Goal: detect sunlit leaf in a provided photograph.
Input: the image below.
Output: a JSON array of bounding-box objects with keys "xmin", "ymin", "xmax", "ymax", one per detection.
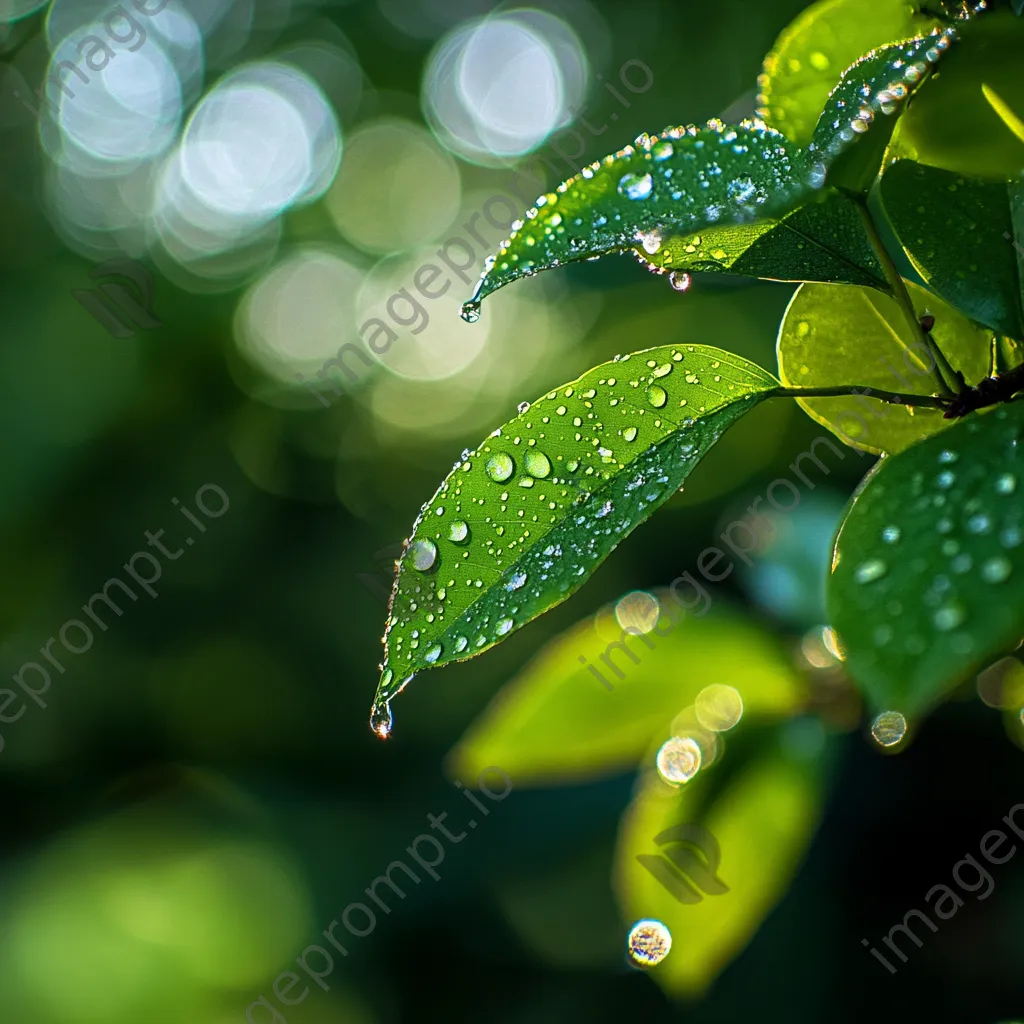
[
  {"xmin": 613, "ymin": 726, "xmax": 827, "ymax": 995},
  {"xmin": 371, "ymin": 347, "xmax": 780, "ymax": 735},
  {"xmin": 757, "ymin": 0, "xmax": 936, "ymax": 146},
  {"xmin": 829, "ymin": 402, "xmax": 1024, "ymax": 721},
  {"xmin": 878, "ymin": 160, "xmax": 1024, "ymax": 338},
  {"xmin": 447, "ymin": 601, "xmax": 805, "ymax": 785},
  {"xmin": 461, "ymin": 122, "xmax": 825, "ymax": 315},
  {"xmin": 776, "ymin": 280, "xmax": 992, "ymax": 454},
  {"xmin": 632, "ymin": 187, "xmax": 886, "ymax": 289}
]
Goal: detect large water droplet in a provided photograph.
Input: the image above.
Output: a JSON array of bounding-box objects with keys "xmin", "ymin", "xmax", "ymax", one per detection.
[
  {"xmin": 627, "ymin": 919, "xmax": 672, "ymax": 967},
  {"xmin": 496, "ymin": 617, "xmax": 514, "ymax": 636},
  {"xmin": 449, "ymin": 520, "xmax": 470, "ymax": 544},
  {"xmin": 486, "ymin": 453, "xmax": 515, "ymax": 482},
  {"xmin": 424, "ymin": 642, "xmax": 443, "ymax": 664},
  {"xmin": 524, "ymin": 449, "xmax": 552, "ymax": 479},
  {"xmin": 871, "ymin": 710, "xmax": 907, "ymax": 748},
  {"xmin": 656, "ymin": 736, "xmax": 701, "ymax": 784},
  {"xmin": 460, "ymin": 300, "xmax": 481, "ymax": 324},
  {"xmin": 669, "ymin": 271, "xmax": 692, "ymax": 292},
  {"xmin": 646, "ymin": 385, "xmax": 668, "ymax": 408},
  {"xmin": 410, "ymin": 538, "xmax": 438, "ymax": 572},
  {"xmin": 618, "ymin": 171, "xmax": 654, "ymax": 200},
  {"xmin": 370, "ymin": 699, "xmax": 393, "ymax": 740},
  {"xmin": 854, "ymin": 559, "xmax": 887, "ymax": 583}
]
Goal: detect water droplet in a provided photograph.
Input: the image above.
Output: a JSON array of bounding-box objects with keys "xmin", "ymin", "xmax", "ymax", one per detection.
[
  {"xmin": 996, "ymin": 473, "xmax": 1017, "ymax": 495},
  {"xmin": 936, "ymin": 470, "xmax": 956, "ymax": 490},
  {"xmin": 938, "ymin": 449, "xmax": 959, "ymax": 464},
  {"xmin": 496, "ymin": 617, "xmax": 514, "ymax": 636},
  {"xmin": 647, "ymin": 385, "xmax": 668, "ymax": 408},
  {"xmin": 668, "ymin": 271, "xmax": 692, "ymax": 292},
  {"xmin": 460, "ymin": 300, "xmax": 481, "ymax": 324},
  {"xmin": 967, "ymin": 513, "xmax": 991, "ymax": 534},
  {"xmin": 455, "ymin": 636, "xmax": 469, "ymax": 653},
  {"xmin": 933, "ymin": 603, "xmax": 966, "ymax": 631},
  {"xmin": 623, "ymin": 426, "xmax": 639, "ymax": 442},
  {"xmin": 854, "ymin": 559, "xmax": 887, "ymax": 583},
  {"xmin": 517, "ymin": 401, "xmax": 529, "ymax": 414},
  {"xmin": 871, "ymin": 710, "xmax": 907, "ymax": 748},
  {"xmin": 694, "ymin": 684, "xmax": 743, "ymax": 732},
  {"xmin": 651, "ymin": 139, "xmax": 674, "ymax": 161},
  {"xmin": 505, "ymin": 570, "xmax": 527, "ymax": 592},
  {"xmin": 882, "ymin": 526, "xmax": 901, "ymax": 544},
  {"xmin": 486, "ymin": 453, "xmax": 514, "ymax": 482},
  {"xmin": 410, "ymin": 538, "xmax": 438, "ymax": 572},
  {"xmin": 982, "ymin": 556, "xmax": 1012, "ymax": 583},
  {"xmin": 449, "ymin": 520, "xmax": 470, "ymax": 544},
  {"xmin": 424, "ymin": 642, "xmax": 443, "ymax": 664},
  {"xmin": 370, "ymin": 698, "xmax": 393, "ymax": 740},
  {"xmin": 524, "ymin": 449, "xmax": 552, "ymax": 479},
  {"xmin": 627, "ymin": 919, "xmax": 672, "ymax": 967},
  {"xmin": 656, "ymin": 736, "xmax": 701, "ymax": 784},
  {"xmin": 618, "ymin": 171, "xmax": 654, "ymax": 200}
]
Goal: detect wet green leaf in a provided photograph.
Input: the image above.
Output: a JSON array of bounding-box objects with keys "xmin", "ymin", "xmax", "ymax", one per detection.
[
  {"xmin": 632, "ymin": 187, "xmax": 886, "ymax": 289},
  {"xmin": 614, "ymin": 726, "xmax": 826, "ymax": 995},
  {"xmin": 878, "ymin": 160, "xmax": 1024, "ymax": 338},
  {"xmin": 447, "ymin": 601, "xmax": 805, "ymax": 786},
  {"xmin": 776, "ymin": 280, "xmax": 992, "ymax": 454},
  {"xmin": 461, "ymin": 121, "xmax": 824, "ymax": 315},
  {"xmin": 829, "ymin": 402, "xmax": 1024, "ymax": 720},
  {"xmin": 371, "ymin": 346, "xmax": 780, "ymax": 735}
]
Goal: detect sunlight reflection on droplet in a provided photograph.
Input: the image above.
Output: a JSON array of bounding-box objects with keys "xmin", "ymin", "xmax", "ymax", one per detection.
[
  {"xmin": 614, "ymin": 590, "xmax": 661, "ymax": 634},
  {"xmin": 627, "ymin": 919, "xmax": 672, "ymax": 967},
  {"xmin": 656, "ymin": 736, "xmax": 701, "ymax": 784},
  {"xmin": 694, "ymin": 684, "xmax": 743, "ymax": 732},
  {"xmin": 870, "ymin": 710, "xmax": 907, "ymax": 748},
  {"xmin": 822, "ymin": 626, "xmax": 845, "ymax": 662}
]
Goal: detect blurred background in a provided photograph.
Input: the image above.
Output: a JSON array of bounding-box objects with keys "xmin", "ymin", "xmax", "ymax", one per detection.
[{"xmin": 0, "ymin": 0, "xmax": 1022, "ymax": 1021}]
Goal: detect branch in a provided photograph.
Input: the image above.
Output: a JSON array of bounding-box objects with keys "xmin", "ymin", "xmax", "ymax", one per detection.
[{"xmin": 768, "ymin": 385, "xmax": 951, "ymax": 409}]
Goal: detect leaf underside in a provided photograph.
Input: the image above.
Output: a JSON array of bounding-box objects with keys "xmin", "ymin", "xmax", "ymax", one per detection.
[
  {"xmin": 829, "ymin": 402, "xmax": 1024, "ymax": 719},
  {"xmin": 372, "ymin": 346, "xmax": 779, "ymax": 732}
]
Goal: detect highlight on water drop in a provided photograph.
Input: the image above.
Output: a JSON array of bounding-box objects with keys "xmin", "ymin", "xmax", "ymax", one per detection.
[
  {"xmin": 870, "ymin": 709, "xmax": 907, "ymax": 749},
  {"xmin": 627, "ymin": 918, "xmax": 672, "ymax": 967},
  {"xmin": 656, "ymin": 735, "xmax": 701, "ymax": 784}
]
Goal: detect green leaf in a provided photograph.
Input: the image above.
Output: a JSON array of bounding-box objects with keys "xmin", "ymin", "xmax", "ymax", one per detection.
[
  {"xmin": 632, "ymin": 187, "xmax": 887, "ymax": 289},
  {"xmin": 777, "ymin": 280, "xmax": 992, "ymax": 454},
  {"xmin": 878, "ymin": 160, "xmax": 1024, "ymax": 338},
  {"xmin": 371, "ymin": 346, "xmax": 780, "ymax": 735},
  {"xmin": 613, "ymin": 727, "xmax": 826, "ymax": 995},
  {"xmin": 460, "ymin": 122, "xmax": 825, "ymax": 316},
  {"xmin": 828, "ymin": 402, "xmax": 1024, "ymax": 722},
  {"xmin": 757, "ymin": 0, "xmax": 937, "ymax": 146},
  {"xmin": 447, "ymin": 601, "xmax": 806, "ymax": 786}
]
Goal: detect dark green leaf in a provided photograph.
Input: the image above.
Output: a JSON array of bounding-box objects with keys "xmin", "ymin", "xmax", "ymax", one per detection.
[
  {"xmin": 878, "ymin": 160, "xmax": 1024, "ymax": 338},
  {"xmin": 757, "ymin": 0, "xmax": 936, "ymax": 146},
  {"xmin": 447, "ymin": 600, "xmax": 805, "ymax": 785},
  {"xmin": 461, "ymin": 121, "xmax": 824, "ymax": 317},
  {"xmin": 829, "ymin": 402, "xmax": 1024, "ymax": 721},
  {"xmin": 632, "ymin": 187, "xmax": 886, "ymax": 289},
  {"xmin": 777, "ymin": 280, "xmax": 992, "ymax": 453},
  {"xmin": 371, "ymin": 346, "xmax": 779, "ymax": 735},
  {"xmin": 614, "ymin": 725, "xmax": 826, "ymax": 994}
]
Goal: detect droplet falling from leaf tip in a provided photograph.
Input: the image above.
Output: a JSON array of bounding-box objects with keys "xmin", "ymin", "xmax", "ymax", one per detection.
[
  {"xmin": 627, "ymin": 919, "xmax": 672, "ymax": 967},
  {"xmin": 370, "ymin": 698, "xmax": 393, "ymax": 740},
  {"xmin": 870, "ymin": 710, "xmax": 907, "ymax": 749},
  {"xmin": 459, "ymin": 300, "xmax": 482, "ymax": 324}
]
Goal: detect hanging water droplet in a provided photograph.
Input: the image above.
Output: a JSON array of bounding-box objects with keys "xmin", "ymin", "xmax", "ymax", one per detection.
[
  {"xmin": 460, "ymin": 300, "xmax": 481, "ymax": 324},
  {"xmin": 854, "ymin": 559, "xmax": 887, "ymax": 583},
  {"xmin": 627, "ymin": 919, "xmax": 672, "ymax": 967},
  {"xmin": 423, "ymin": 642, "xmax": 443, "ymax": 664},
  {"xmin": 618, "ymin": 171, "xmax": 654, "ymax": 200},
  {"xmin": 524, "ymin": 449, "xmax": 552, "ymax": 479},
  {"xmin": 486, "ymin": 453, "xmax": 515, "ymax": 482},
  {"xmin": 668, "ymin": 271, "xmax": 692, "ymax": 292},
  {"xmin": 370, "ymin": 698, "xmax": 393, "ymax": 740},
  {"xmin": 449, "ymin": 520, "xmax": 470, "ymax": 544},
  {"xmin": 646, "ymin": 385, "xmax": 668, "ymax": 408},
  {"xmin": 882, "ymin": 526, "xmax": 901, "ymax": 544},
  {"xmin": 870, "ymin": 710, "xmax": 907, "ymax": 748},
  {"xmin": 410, "ymin": 538, "xmax": 438, "ymax": 572},
  {"xmin": 982, "ymin": 556, "xmax": 1012, "ymax": 583}
]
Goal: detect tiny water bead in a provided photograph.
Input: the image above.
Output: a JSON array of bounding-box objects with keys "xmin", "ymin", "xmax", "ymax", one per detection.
[
  {"xmin": 854, "ymin": 559, "xmax": 887, "ymax": 584},
  {"xmin": 656, "ymin": 736, "xmax": 702, "ymax": 784},
  {"xmin": 882, "ymin": 526, "xmax": 901, "ymax": 544},
  {"xmin": 618, "ymin": 171, "xmax": 654, "ymax": 200},
  {"xmin": 486, "ymin": 453, "xmax": 514, "ymax": 482},
  {"xmin": 870, "ymin": 710, "xmax": 907, "ymax": 748},
  {"xmin": 627, "ymin": 919, "xmax": 672, "ymax": 967},
  {"xmin": 996, "ymin": 473, "xmax": 1017, "ymax": 495},
  {"xmin": 410, "ymin": 538, "xmax": 438, "ymax": 572}
]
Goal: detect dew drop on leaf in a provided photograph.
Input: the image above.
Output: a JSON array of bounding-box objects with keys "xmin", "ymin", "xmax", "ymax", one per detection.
[
  {"xmin": 486, "ymin": 453, "xmax": 515, "ymax": 482},
  {"xmin": 882, "ymin": 526, "xmax": 901, "ymax": 544},
  {"xmin": 524, "ymin": 449, "xmax": 552, "ymax": 479},
  {"xmin": 982, "ymin": 557, "xmax": 1012, "ymax": 584},
  {"xmin": 668, "ymin": 271, "xmax": 692, "ymax": 292},
  {"xmin": 996, "ymin": 473, "xmax": 1017, "ymax": 495},
  {"xmin": 449, "ymin": 520, "xmax": 470, "ymax": 544},
  {"xmin": 933, "ymin": 602, "xmax": 966, "ymax": 631},
  {"xmin": 410, "ymin": 539, "xmax": 438, "ymax": 572},
  {"xmin": 646, "ymin": 385, "xmax": 668, "ymax": 408},
  {"xmin": 854, "ymin": 559, "xmax": 887, "ymax": 583},
  {"xmin": 627, "ymin": 919, "xmax": 672, "ymax": 967},
  {"xmin": 424, "ymin": 642, "xmax": 443, "ymax": 664},
  {"xmin": 870, "ymin": 710, "xmax": 907, "ymax": 748},
  {"xmin": 618, "ymin": 171, "xmax": 654, "ymax": 200}
]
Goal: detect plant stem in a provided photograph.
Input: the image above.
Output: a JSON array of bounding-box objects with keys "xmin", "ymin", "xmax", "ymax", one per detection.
[
  {"xmin": 852, "ymin": 197, "xmax": 958, "ymax": 398},
  {"xmin": 768, "ymin": 385, "xmax": 951, "ymax": 409}
]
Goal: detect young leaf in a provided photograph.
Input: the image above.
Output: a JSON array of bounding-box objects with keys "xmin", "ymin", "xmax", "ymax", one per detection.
[
  {"xmin": 632, "ymin": 187, "xmax": 886, "ymax": 289},
  {"xmin": 879, "ymin": 160, "xmax": 1024, "ymax": 338},
  {"xmin": 447, "ymin": 601, "xmax": 805, "ymax": 786},
  {"xmin": 777, "ymin": 280, "xmax": 992, "ymax": 454},
  {"xmin": 614, "ymin": 729, "xmax": 826, "ymax": 995},
  {"xmin": 757, "ymin": 0, "xmax": 936, "ymax": 146},
  {"xmin": 829, "ymin": 403, "xmax": 1024, "ymax": 721},
  {"xmin": 371, "ymin": 346, "xmax": 780, "ymax": 736},
  {"xmin": 459, "ymin": 121, "xmax": 825, "ymax": 318}
]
